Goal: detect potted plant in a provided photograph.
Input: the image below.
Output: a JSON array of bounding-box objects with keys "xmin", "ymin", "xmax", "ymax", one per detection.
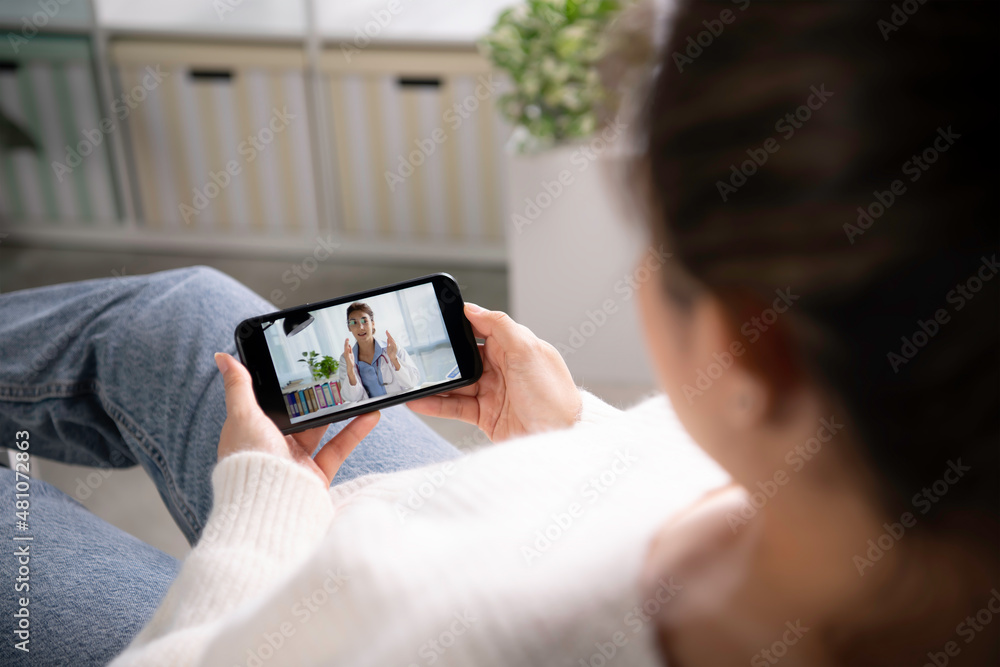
[
  {"xmin": 480, "ymin": 0, "xmax": 618, "ymax": 154},
  {"xmin": 299, "ymin": 351, "xmax": 339, "ymax": 381},
  {"xmin": 480, "ymin": 0, "xmax": 655, "ymax": 386}
]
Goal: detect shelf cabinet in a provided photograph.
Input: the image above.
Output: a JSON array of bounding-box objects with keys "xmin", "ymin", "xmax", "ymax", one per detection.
[
  {"xmin": 322, "ymin": 48, "xmax": 507, "ymax": 245},
  {"xmin": 0, "ymin": 36, "xmax": 120, "ymax": 226},
  {"xmin": 110, "ymin": 40, "xmax": 320, "ymax": 238}
]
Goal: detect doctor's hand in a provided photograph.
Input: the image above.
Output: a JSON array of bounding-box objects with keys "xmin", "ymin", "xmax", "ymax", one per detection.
[
  {"xmin": 214, "ymin": 352, "xmax": 379, "ymax": 486},
  {"xmin": 343, "ymin": 338, "xmax": 358, "ymax": 385},
  {"xmin": 385, "ymin": 331, "xmax": 401, "ymax": 370},
  {"xmin": 408, "ymin": 303, "xmax": 581, "ymax": 442}
]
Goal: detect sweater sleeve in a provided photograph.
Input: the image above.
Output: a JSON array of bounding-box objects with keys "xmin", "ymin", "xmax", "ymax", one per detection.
[
  {"xmin": 109, "ymin": 452, "xmax": 335, "ymax": 667},
  {"xmin": 393, "ymin": 346, "xmax": 421, "ymax": 390},
  {"xmin": 338, "ymin": 353, "xmax": 366, "ymax": 402},
  {"xmin": 574, "ymin": 387, "xmax": 625, "ymax": 426}
]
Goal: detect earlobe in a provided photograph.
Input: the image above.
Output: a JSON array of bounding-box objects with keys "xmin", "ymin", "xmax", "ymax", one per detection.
[{"xmin": 724, "ymin": 373, "xmax": 768, "ymax": 430}]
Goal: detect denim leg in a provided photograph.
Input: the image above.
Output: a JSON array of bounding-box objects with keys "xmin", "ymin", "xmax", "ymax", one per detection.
[
  {"xmin": 0, "ymin": 467, "xmax": 181, "ymax": 666},
  {"xmin": 0, "ymin": 266, "xmax": 462, "ymax": 545}
]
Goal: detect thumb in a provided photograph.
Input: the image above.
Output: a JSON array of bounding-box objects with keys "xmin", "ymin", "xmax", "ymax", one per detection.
[
  {"xmin": 313, "ymin": 411, "xmax": 380, "ymax": 483},
  {"xmin": 215, "ymin": 352, "xmax": 258, "ymax": 418},
  {"xmin": 463, "ymin": 302, "xmax": 520, "ymax": 348}
]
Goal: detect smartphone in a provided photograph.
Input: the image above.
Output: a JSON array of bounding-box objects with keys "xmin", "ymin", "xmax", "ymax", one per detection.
[{"xmin": 234, "ymin": 273, "xmax": 482, "ymax": 434}]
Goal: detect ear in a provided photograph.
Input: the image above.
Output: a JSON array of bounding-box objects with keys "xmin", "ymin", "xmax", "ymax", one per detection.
[
  {"xmin": 689, "ymin": 294, "xmax": 774, "ymax": 432},
  {"xmin": 714, "ymin": 288, "xmax": 804, "ymax": 411}
]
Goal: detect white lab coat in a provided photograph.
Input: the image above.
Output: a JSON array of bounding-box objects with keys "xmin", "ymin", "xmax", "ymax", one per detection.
[{"xmin": 337, "ymin": 339, "xmax": 420, "ymax": 402}]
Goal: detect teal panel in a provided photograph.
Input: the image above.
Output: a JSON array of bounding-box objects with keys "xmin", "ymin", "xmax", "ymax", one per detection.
[
  {"xmin": 0, "ymin": 0, "xmax": 92, "ymax": 29},
  {"xmin": 0, "ymin": 34, "xmax": 91, "ymax": 63}
]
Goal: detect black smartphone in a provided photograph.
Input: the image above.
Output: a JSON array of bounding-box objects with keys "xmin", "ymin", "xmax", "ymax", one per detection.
[{"xmin": 234, "ymin": 273, "xmax": 482, "ymax": 435}]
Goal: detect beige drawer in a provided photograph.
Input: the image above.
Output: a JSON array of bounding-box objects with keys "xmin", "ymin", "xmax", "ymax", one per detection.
[
  {"xmin": 322, "ymin": 48, "xmax": 507, "ymax": 244},
  {"xmin": 111, "ymin": 40, "xmax": 319, "ymax": 237}
]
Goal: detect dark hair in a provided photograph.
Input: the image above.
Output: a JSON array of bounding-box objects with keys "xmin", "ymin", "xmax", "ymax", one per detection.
[
  {"xmin": 619, "ymin": 2, "xmax": 998, "ymax": 530},
  {"xmin": 346, "ymin": 302, "xmax": 374, "ymax": 324}
]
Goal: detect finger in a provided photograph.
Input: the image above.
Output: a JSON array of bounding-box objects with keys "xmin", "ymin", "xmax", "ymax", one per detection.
[
  {"xmin": 463, "ymin": 303, "xmax": 527, "ymax": 350},
  {"xmin": 215, "ymin": 353, "xmax": 259, "ymax": 419},
  {"xmin": 291, "ymin": 422, "xmax": 330, "ymax": 453},
  {"xmin": 439, "ymin": 383, "xmax": 479, "ymax": 397},
  {"xmin": 407, "ymin": 394, "xmax": 480, "ymax": 425},
  {"xmin": 313, "ymin": 412, "xmax": 380, "ymax": 484}
]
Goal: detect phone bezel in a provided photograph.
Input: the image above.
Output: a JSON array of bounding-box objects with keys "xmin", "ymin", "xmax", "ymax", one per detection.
[{"xmin": 234, "ymin": 273, "xmax": 482, "ymax": 435}]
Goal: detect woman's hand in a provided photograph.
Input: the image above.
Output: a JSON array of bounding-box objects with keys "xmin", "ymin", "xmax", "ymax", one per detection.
[
  {"xmin": 214, "ymin": 353, "xmax": 378, "ymax": 486},
  {"xmin": 408, "ymin": 303, "xmax": 581, "ymax": 441}
]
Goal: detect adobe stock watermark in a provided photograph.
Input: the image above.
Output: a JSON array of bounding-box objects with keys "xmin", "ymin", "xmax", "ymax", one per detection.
[
  {"xmin": 384, "ymin": 74, "xmax": 501, "ymax": 192},
  {"xmin": 194, "ymin": 502, "xmax": 240, "ymax": 547},
  {"xmin": 394, "ymin": 425, "xmax": 492, "ymax": 524},
  {"xmin": 179, "ymin": 106, "xmax": 295, "ymax": 224},
  {"xmin": 404, "ymin": 610, "xmax": 477, "ymax": 667},
  {"xmin": 681, "ymin": 287, "xmax": 799, "ymax": 404},
  {"xmin": 921, "ymin": 588, "xmax": 1000, "ymax": 667},
  {"xmin": 726, "ymin": 416, "xmax": 844, "ymax": 533},
  {"xmin": 716, "ymin": 84, "xmax": 834, "ymax": 202},
  {"xmin": 73, "ymin": 448, "xmax": 132, "ymax": 501},
  {"xmin": 853, "ymin": 458, "xmax": 970, "ymax": 576},
  {"xmin": 887, "ymin": 254, "xmax": 997, "ymax": 374},
  {"xmin": 577, "ymin": 577, "xmax": 683, "ymax": 667},
  {"xmin": 340, "ymin": 0, "xmax": 411, "ymax": 63},
  {"xmin": 521, "ymin": 449, "xmax": 638, "ymax": 565},
  {"xmin": 268, "ymin": 235, "xmax": 342, "ymax": 306},
  {"xmin": 29, "ymin": 266, "xmax": 131, "ymax": 373},
  {"xmin": 52, "ymin": 65, "xmax": 169, "ymax": 182},
  {"xmin": 394, "ymin": 461, "xmax": 458, "ymax": 523},
  {"xmin": 511, "ymin": 116, "xmax": 628, "ymax": 234},
  {"xmin": 408, "ymin": 284, "xmax": 461, "ymax": 343},
  {"xmin": 878, "ymin": 0, "xmax": 928, "ymax": 41},
  {"xmin": 750, "ymin": 620, "xmax": 810, "ymax": 666},
  {"xmin": 844, "ymin": 126, "xmax": 961, "ymax": 244},
  {"xmin": 238, "ymin": 567, "xmax": 351, "ymax": 667},
  {"xmin": 213, "ymin": 0, "xmax": 249, "ymax": 20},
  {"xmin": 555, "ymin": 244, "xmax": 672, "ymax": 358},
  {"xmin": 671, "ymin": 0, "xmax": 750, "ymax": 72},
  {"xmin": 5, "ymin": 0, "xmax": 74, "ymax": 54}
]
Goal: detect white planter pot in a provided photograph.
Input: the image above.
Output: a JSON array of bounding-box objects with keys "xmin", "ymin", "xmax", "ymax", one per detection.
[{"xmin": 505, "ymin": 143, "xmax": 655, "ymax": 386}]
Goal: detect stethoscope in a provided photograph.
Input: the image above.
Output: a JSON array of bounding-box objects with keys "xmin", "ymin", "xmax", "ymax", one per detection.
[{"xmin": 353, "ymin": 342, "xmax": 395, "ymax": 387}]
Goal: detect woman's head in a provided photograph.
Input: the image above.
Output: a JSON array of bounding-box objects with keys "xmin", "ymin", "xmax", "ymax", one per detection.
[
  {"xmin": 621, "ymin": 0, "xmax": 997, "ymax": 529},
  {"xmin": 346, "ymin": 302, "xmax": 375, "ymax": 343},
  {"xmin": 610, "ymin": 0, "xmax": 998, "ymax": 659}
]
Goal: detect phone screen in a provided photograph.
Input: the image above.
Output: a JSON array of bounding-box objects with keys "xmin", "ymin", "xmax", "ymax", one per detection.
[{"xmin": 236, "ymin": 274, "xmax": 480, "ymax": 433}]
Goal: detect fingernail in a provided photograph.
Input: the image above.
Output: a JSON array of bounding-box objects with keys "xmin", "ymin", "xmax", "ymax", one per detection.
[
  {"xmin": 214, "ymin": 352, "xmax": 228, "ymax": 374},
  {"xmin": 465, "ymin": 302, "xmax": 484, "ymax": 314}
]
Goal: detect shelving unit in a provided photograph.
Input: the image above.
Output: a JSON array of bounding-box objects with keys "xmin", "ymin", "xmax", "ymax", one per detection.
[{"xmin": 0, "ymin": 0, "xmax": 511, "ymax": 265}]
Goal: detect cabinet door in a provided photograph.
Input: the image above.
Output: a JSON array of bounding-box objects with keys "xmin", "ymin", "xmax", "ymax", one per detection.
[
  {"xmin": 324, "ymin": 50, "xmax": 507, "ymax": 245},
  {"xmin": 112, "ymin": 41, "xmax": 318, "ymax": 237},
  {"xmin": 0, "ymin": 36, "xmax": 118, "ymax": 226}
]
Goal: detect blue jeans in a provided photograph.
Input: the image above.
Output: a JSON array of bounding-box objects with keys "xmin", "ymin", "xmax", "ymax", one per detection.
[{"xmin": 0, "ymin": 266, "xmax": 461, "ymax": 666}]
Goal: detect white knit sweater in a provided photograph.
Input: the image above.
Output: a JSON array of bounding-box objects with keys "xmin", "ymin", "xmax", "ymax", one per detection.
[{"xmin": 111, "ymin": 390, "xmax": 730, "ymax": 667}]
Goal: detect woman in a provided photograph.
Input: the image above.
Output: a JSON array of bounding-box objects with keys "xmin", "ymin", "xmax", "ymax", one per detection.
[
  {"xmin": 1, "ymin": 1, "xmax": 996, "ymax": 665},
  {"xmin": 337, "ymin": 301, "xmax": 421, "ymax": 402}
]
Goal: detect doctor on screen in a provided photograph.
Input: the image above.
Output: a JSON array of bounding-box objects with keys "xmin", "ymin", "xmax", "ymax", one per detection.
[{"xmin": 337, "ymin": 301, "xmax": 420, "ymax": 402}]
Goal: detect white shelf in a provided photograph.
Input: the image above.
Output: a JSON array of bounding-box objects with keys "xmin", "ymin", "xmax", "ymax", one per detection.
[
  {"xmin": 96, "ymin": 0, "xmax": 307, "ymax": 39},
  {"xmin": 317, "ymin": 0, "xmax": 511, "ymax": 45},
  {"xmin": 93, "ymin": 0, "xmax": 511, "ymax": 45}
]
